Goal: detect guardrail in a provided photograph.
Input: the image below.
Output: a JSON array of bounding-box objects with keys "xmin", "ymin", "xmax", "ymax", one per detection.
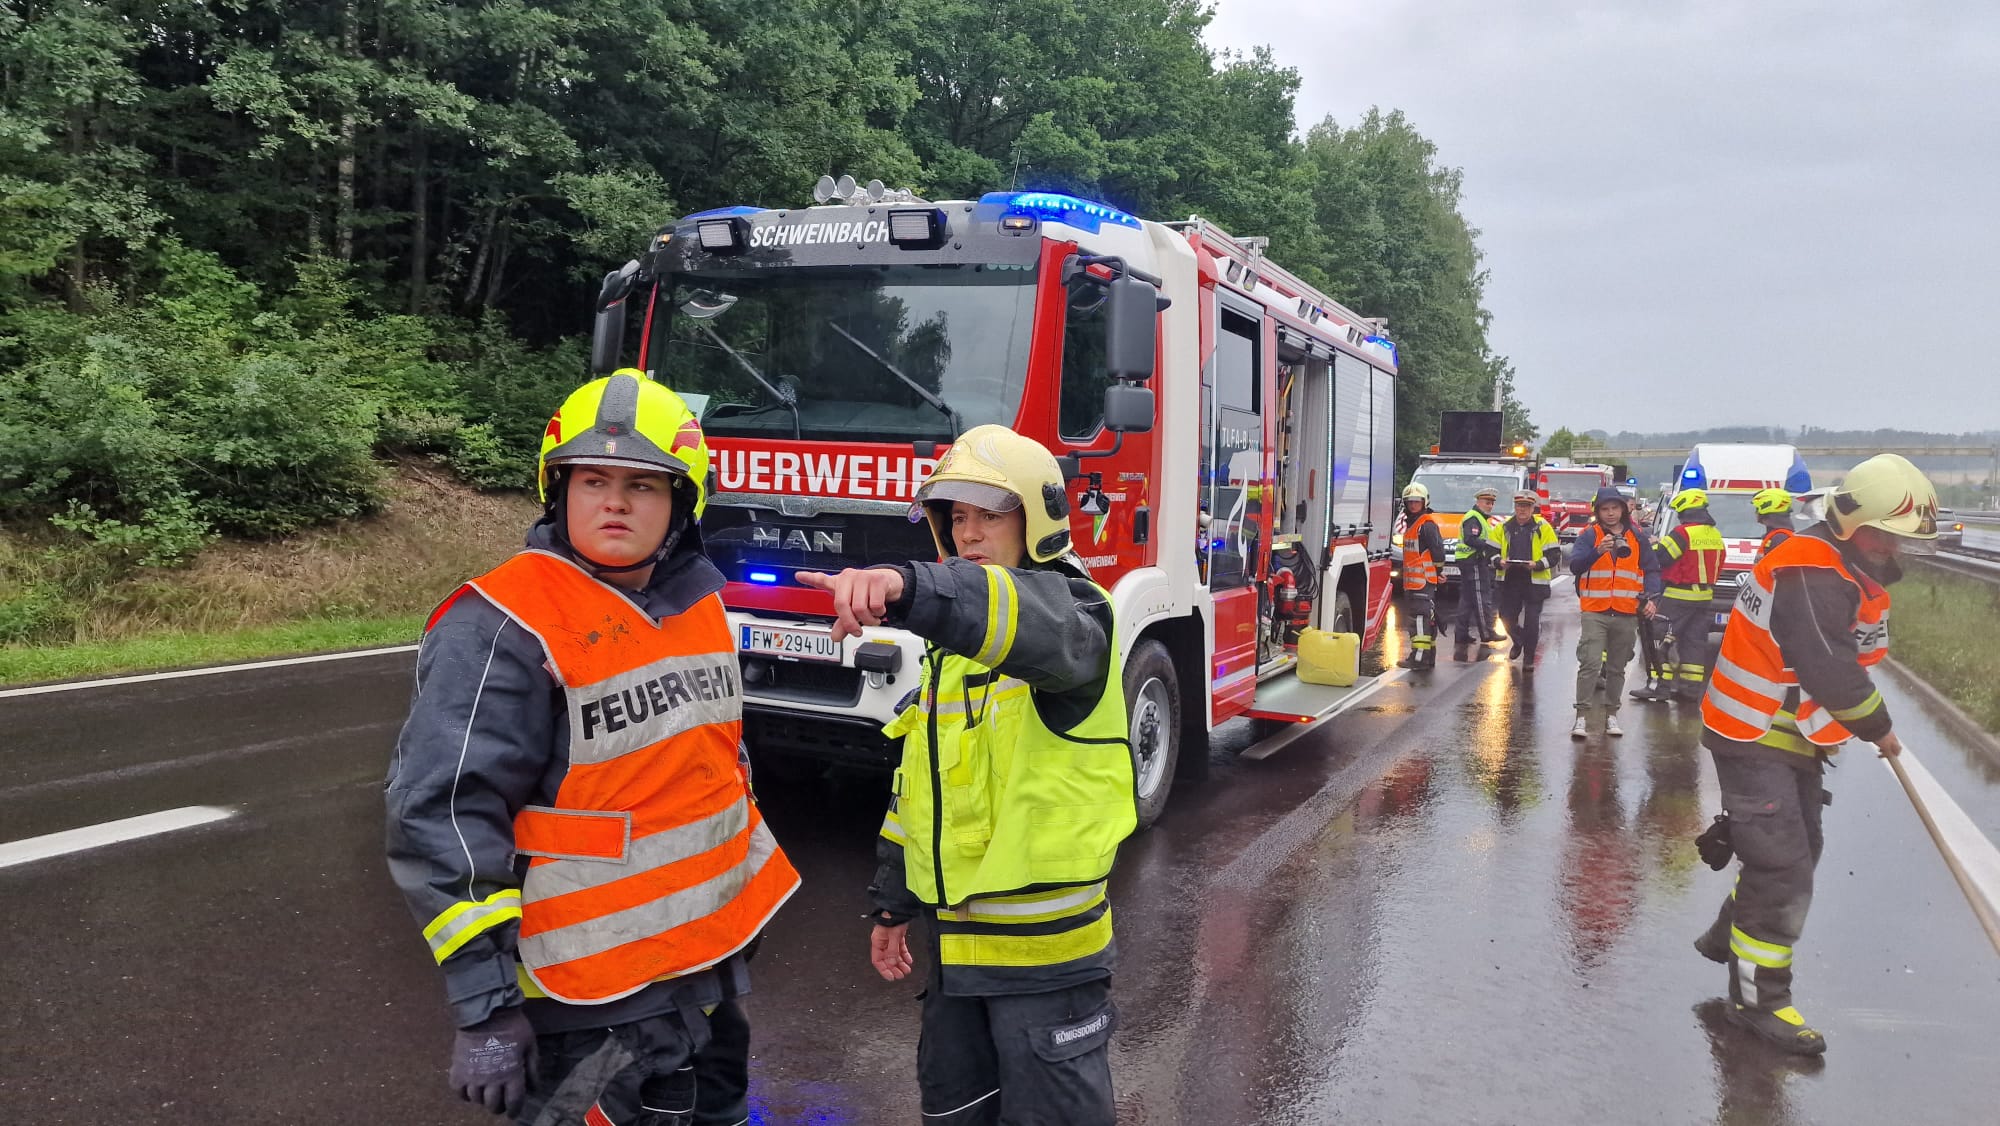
[{"xmin": 1886, "ymin": 749, "xmax": 2000, "ymax": 957}]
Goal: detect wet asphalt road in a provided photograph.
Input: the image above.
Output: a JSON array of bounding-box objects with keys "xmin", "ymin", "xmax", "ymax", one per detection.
[{"xmin": 4, "ymin": 582, "xmax": 2000, "ymax": 1125}]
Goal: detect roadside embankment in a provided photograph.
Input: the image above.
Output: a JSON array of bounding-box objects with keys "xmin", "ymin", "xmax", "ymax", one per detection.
[
  {"xmin": 1889, "ymin": 562, "xmax": 2000, "ymax": 743},
  {"xmin": 1, "ymin": 465, "xmax": 538, "ymax": 686}
]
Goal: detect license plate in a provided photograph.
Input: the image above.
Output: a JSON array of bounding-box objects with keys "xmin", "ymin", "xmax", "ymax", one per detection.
[
  {"xmin": 1442, "ymin": 565, "xmax": 1461, "ymax": 578},
  {"xmin": 739, "ymin": 624, "xmax": 840, "ymax": 662},
  {"xmin": 1714, "ymin": 612, "xmax": 1731, "ymax": 626}
]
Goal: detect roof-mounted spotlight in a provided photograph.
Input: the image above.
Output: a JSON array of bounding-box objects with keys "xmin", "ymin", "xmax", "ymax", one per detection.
[
  {"xmin": 888, "ymin": 207, "xmax": 947, "ymax": 248},
  {"xmin": 812, "ymin": 174, "xmax": 837, "ymax": 204},
  {"xmin": 866, "ymin": 179, "xmax": 886, "ymax": 203},
  {"xmin": 696, "ymin": 217, "xmax": 749, "ymax": 254},
  {"xmin": 1225, "ymin": 260, "xmax": 1242, "ymax": 284}
]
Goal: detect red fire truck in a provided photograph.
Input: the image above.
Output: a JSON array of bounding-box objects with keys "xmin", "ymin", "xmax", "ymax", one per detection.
[{"xmin": 587, "ymin": 177, "xmax": 1400, "ymax": 825}]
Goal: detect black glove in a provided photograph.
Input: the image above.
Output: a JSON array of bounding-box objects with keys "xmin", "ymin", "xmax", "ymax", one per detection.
[
  {"xmin": 450, "ymin": 1006, "xmax": 537, "ymax": 1117},
  {"xmin": 1694, "ymin": 814, "xmax": 1734, "ymax": 871}
]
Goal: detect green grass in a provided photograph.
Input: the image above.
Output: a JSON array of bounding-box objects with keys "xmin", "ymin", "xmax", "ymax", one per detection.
[
  {"xmin": 0, "ymin": 614, "xmax": 425, "ymax": 687},
  {"xmin": 1891, "ymin": 563, "xmax": 2000, "ymax": 733}
]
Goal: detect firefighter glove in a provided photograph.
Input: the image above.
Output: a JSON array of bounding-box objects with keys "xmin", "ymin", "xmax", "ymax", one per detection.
[
  {"xmin": 1694, "ymin": 813, "xmax": 1734, "ymax": 871},
  {"xmin": 450, "ymin": 1005, "xmax": 537, "ymax": 1116}
]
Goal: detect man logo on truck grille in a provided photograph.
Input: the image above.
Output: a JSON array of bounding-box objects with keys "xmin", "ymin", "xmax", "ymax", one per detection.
[{"xmin": 750, "ymin": 526, "xmax": 843, "ymax": 553}]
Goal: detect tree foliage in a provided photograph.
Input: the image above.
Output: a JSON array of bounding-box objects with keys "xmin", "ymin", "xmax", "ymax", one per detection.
[{"xmin": 1, "ymin": 0, "xmax": 1524, "ymax": 625}]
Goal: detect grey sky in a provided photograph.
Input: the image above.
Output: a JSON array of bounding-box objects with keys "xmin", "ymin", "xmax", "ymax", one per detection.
[{"xmin": 1205, "ymin": 0, "xmax": 2000, "ymax": 436}]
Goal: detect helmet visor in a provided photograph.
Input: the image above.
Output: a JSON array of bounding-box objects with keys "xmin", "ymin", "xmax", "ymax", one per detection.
[{"xmin": 913, "ymin": 477, "xmax": 1022, "ymax": 514}]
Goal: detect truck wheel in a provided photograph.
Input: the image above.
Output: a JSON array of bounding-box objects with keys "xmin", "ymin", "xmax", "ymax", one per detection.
[
  {"xmin": 1125, "ymin": 639, "xmax": 1180, "ymax": 830},
  {"xmin": 1328, "ymin": 591, "xmax": 1355, "ymax": 635}
]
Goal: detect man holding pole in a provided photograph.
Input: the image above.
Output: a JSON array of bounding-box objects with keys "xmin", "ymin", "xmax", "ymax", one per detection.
[{"xmin": 1693, "ymin": 454, "xmax": 1938, "ymax": 1056}]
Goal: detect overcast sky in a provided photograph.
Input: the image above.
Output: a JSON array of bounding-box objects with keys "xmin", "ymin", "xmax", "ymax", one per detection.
[{"xmin": 1204, "ymin": 0, "xmax": 2000, "ymax": 437}]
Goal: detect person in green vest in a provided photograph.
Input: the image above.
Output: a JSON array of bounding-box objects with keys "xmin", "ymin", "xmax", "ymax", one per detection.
[
  {"xmin": 797, "ymin": 424, "xmax": 1133, "ymax": 1126},
  {"xmin": 1495, "ymin": 491, "xmax": 1562, "ymax": 672},
  {"xmin": 1453, "ymin": 486, "xmax": 1507, "ymax": 659}
]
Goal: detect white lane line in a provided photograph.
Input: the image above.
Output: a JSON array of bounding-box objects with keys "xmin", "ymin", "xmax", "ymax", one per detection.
[
  {"xmin": 0, "ymin": 644, "xmax": 419, "ymax": 699},
  {"xmin": 0, "ymin": 806, "xmax": 237, "ymax": 870}
]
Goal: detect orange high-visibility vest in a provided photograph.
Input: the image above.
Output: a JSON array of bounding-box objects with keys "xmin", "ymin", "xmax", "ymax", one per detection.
[
  {"xmin": 1578, "ymin": 526, "xmax": 1645, "ymax": 613},
  {"xmin": 1403, "ymin": 512, "xmax": 1441, "ymax": 590},
  {"xmin": 462, "ymin": 550, "xmax": 799, "ymax": 1004},
  {"xmin": 1703, "ymin": 535, "xmax": 1890, "ymax": 754}
]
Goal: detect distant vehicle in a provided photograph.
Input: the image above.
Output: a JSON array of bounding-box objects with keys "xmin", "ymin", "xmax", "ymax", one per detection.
[
  {"xmin": 1656, "ymin": 443, "xmax": 1811, "ymax": 633},
  {"xmin": 1536, "ymin": 461, "xmax": 1616, "ymax": 540},
  {"xmin": 1400, "ymin": 420, "xmax": 1534, "ymax": 592},
  {"xmin": 1938, "ymin": 507, "xmax": 1964, "ymax": 550}
]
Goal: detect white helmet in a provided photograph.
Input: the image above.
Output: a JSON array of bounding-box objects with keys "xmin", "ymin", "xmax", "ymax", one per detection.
[
  {"xmin": 1824, "ymin": 454, "xmax": 1939, "ymax": 547},
  {"xmin": 1401, "ymin": 482, "xmax": 1430, "ymax": 502}
]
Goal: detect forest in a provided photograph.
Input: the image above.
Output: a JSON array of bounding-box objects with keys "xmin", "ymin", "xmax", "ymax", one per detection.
[{"xmin": 1, "ymin": 0, "xmax": 1526, "ymax": 643}]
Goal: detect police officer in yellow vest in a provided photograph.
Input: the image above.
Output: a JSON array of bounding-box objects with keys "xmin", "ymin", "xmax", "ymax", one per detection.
[
  {"xmin": 1494, "ymin": 491, "xmax": 1561, "ymax": 670},
  {"xmin": 797, "ymin": 425, "xmax": 1134, "ymax": 1126},
  {"xmin": 1694, "ymin": 455, "xmax": 1936, "ymax": 1056},
  {"xmin": 1452, "ymin": 486, "xmax": 1508, "ymax": 659},
  {"xmin": 387, "ymin": 372, "xmax": 799, "ymax": 1124}
]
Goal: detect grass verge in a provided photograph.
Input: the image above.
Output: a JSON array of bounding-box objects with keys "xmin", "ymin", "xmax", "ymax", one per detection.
[
  {"xmin": 0, "ymin": 615, "xmax": 425, "ymax": 686},
  {"xmin": 1, "ymin": 462, "xmax": 539, "ymax": 687},
  {"xmin": 1891, "ymin": 562, "xmax": 2000, "ymax": 733}
]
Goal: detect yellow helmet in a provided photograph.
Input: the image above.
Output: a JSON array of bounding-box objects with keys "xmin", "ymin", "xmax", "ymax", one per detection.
[
  {"xmin": 538, "ymin": 370, "xmax": 710, "ymax": 518},
  {"xmin": 1752, "ymin": 488, "xmax": 1793, "ymax": 516},
  {"xmin": 913, "ymin": 424, "xmax": 1071, "ymax": 563},
  {"xmin": 1668, "ymin": 488, "xmax": 1709, "ymax": 513},
  {"xmin": 1824, "ymin": 453, "xmax": 1938, "ymax": 543},
  {"xmin": 1401, "ymin": 482, "xmax": 1430, "ymax": 502}
]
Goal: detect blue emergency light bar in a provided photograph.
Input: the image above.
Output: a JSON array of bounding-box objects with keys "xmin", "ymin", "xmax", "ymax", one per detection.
[
  {"xmin": 747, "ymin": 569, "xmax": 780, "ymax": 585},
  {"xmin": 980, "ymin": 191, "xmax": 1142, "ymax": 234},
  {"xmin": 1364, "ymin": 334, "xmax": 1399, "ymax": 365},
  {"xmin": 683, "ymin": 205, "xmax": 764, "ymax": 221},
  {"xmin": 1679, "ymin": 452, "xmax": 1812, "ymax": 493}
]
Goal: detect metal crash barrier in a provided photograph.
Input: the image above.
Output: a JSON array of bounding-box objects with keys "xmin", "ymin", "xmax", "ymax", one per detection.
[{"xmin": 1885, "ymin": 749, "xmax": 2000, "ymax": 957}]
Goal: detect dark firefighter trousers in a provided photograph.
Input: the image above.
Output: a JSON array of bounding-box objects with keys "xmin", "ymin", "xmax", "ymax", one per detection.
[
  {"xmin": 1698, "ymin": 750, "xmax": 1826, "ymax": 1014},
  {"xmin": 917, "ymin": 948, "xmax": 1117, "ymax": 1125},
  {"xmin": 1661, "ymin": 591, "xmax": 1715, "ymax": 693},
  {"xmin": 1405, "ymin": 590, "xmax": 1436, "ymax": 655},
  {"xmin": 1454, "ymin": 557, "xmax": 1499, "ymax": 644},
  {"xmin": 1494, "ymin": 574, "xmax": 1547, "ymax": 663},
  {"xmin": 515, "ymin": 999, "xmax": 751, "ymax": 1126}
]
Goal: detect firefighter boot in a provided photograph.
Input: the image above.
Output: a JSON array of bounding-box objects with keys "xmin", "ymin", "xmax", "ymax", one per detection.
[
  {"xmin": 1630, "ymin": 676, "xmax": 1671, "ymax": 703},
  {"xmin": 1694, "ymin": 894, "xmax": 1733, "ymax": 964},
  {"xmin": 1727, "ymin": 1004, "xmax": 1828, "ymax": 1057}
]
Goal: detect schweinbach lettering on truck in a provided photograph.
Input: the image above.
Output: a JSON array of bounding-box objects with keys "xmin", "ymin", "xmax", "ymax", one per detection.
[
  {"xmin": 709, "ymin": 442, "xmax": 940, "ymax": 501},
  {"xmin": 748, "ymin": 219, "xmax": 892, "ymax": 249}
]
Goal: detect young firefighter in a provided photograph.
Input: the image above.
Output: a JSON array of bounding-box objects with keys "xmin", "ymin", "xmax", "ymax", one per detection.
[
  {"xmin": 1452, "ymin": 486, "xmax": 1507, "ymax": 659},
  {"xmin": 386, "ymin": 371, "xmax": 799, "ymax": 1124},
  {"xmin": 1494, "ymin": 491, "xmax": 1560, "ymax": 671},
  {"xmin": 1646, "ymin": 488, "xmax": 1728, "ymax": 702},
  {"xmin": 796, "ymin": 424, "xmax": 1134, "ymax": 1126},
  {"xmin": 1398, "ymin": 482, "xmax": 1448, "ymax": 670},
  {"xmin": 1693, "ymin": 454, "xmax": 1936, "ymax": 1055},
  {"xmin": 1753, "ymin": 488, "xmax": 1796, "ymax": 559},
  {"xmin": 1568, "ymin": 486, "xmax": 1662, "ymax": 739}
]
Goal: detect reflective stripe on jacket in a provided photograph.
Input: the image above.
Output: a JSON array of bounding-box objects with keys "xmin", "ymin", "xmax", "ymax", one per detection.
[
  {"xmin": 467, "ymin": 550, "xmax": 799, "ymax": 1004},
  {"xmin": 1404, "ymin": 512, "xmax": 1442, "ymax": 589},
  {"xmin": 1703, "ymin": 533, "xmax": 1891, "ymax": 757},
  {"xmin": 1578, "ymin": 527, "xmax": 1646, "ymax": 613},
  {"xmin": 1454, "ymin": 510, "xmax": 1504, "ymax": 561},
  {"xmin": 1659, "ymin": 522, "xmax": 1727, "ymax": 598},
  {"xmin": 880, "ymin": 576, "xmax": 1132, "ymax": 983}
]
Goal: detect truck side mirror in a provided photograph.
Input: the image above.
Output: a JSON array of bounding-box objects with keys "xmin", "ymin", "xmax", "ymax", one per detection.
[
  {"xmin": 1102, "ymin": 381, "xmax": 1155, "ymax": 433},
  {"xmin": 590, "ymin": 261, "xmax": 641, "ymax": 375},
  {"xmin": 1104, "ymin": 274, "xmax": 1157, "ymax": 381}
]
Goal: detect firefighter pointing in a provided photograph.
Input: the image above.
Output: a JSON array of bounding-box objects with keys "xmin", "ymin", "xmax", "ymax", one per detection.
[
  {"xmin": 1693, "ymin": 454, "xmax": 1938, "ymax": 1056},
  {"xmin": 796, "ymin": 424, "xmax": 1134, "ymax": 1126},
  {"xmin": 386, "ymin": 371, "xmax": 799, "ymax": 1123}
]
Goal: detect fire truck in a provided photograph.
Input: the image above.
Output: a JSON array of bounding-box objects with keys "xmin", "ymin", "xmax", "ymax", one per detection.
[
  {"xmin": 586, "ymin": 176, "xmax": 1401, "ymax": 826},
  {"xmin": 1535, "ymin": 460, "xmax": 1616, "ymax": 539}
]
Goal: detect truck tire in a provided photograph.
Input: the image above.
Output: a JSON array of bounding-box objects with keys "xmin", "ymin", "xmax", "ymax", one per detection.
[
  {"xmin": 1124, "ymin": 638, "xmax": 1181, "ymax": 831},
  {"xmin": 1328, "ymin": 590, "xmax": 1355, "ymax": 635}
]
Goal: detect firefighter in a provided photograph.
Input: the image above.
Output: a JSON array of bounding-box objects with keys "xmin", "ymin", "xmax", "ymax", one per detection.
[
  {"xmin": 1398, "ymin": 482, "xmax": 1448, "ymax": 670},
  {"xmin": 385, "ymin": 371, "xmax": 800, "ymax": 1125},
  {"xmin": 796, "ymin": 424, "xmax": 1133, "ymax": 1126},
  {"xmin": 1754, "ymin": 488, "xmax": 1796, "ymax": 558},
  {"xmin": 1495, "ymin": 491, "xmax": 1560, "ymax": 671},
  {"xmin": 1637, "ymin": 488, "xmax": 1728, "ymax": 702},
  {"xmin": 1453, "ymin": 486, "xmax": 1507, "ymax": 659},
  {"xmin": 1692, "ymin": 454, "xmax": 1937, "ymax": 1056},
  {"xmin": 1569, "ymin": 486, "xmax": 1661, "ymax": 739}
]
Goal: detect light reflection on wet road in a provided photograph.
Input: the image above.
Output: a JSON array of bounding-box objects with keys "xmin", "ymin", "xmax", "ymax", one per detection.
[{"xmin": 3, "ymin": 583, "xmax": 1998, "ymax": 1124}]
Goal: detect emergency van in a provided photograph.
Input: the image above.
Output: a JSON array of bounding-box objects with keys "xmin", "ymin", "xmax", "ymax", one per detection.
[
  {"xmin": 1659, "ymin": 443, "xmax": 1811, "ymax": 631},
  {"xmin": 586, "ymin": 177, "xmax": 1401, "ymax": 825}
]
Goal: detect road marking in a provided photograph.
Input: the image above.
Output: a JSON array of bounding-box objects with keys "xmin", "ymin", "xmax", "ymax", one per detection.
[
  {"xmin": 1242, "ymin": 670, "xmax": 1406, "ymax": 761},
  {"xmin": 0, "ymin": 806, "xmax": 237, "ymax": 869},
  {"xmin": 0, "ymin": 644, "xmax": 419, "ymax": 699}
]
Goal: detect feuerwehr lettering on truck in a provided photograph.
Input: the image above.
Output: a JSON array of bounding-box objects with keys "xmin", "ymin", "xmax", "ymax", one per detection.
[{"xmin": 710, "ymin": 442, "xmax": 940, "ymax": 501}]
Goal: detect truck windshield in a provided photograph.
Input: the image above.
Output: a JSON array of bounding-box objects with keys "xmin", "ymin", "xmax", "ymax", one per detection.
[
  {"xmin": 1541, "ymin": 471, "xmax": 1603, "ymax": 501},
  {"xmin": 1414, "ymin": 473, "xmax": 1521, "ymax": 515},
  {"xmin": 655, "ymin": 266, "xmax": 1036, "ymax": 443}
]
